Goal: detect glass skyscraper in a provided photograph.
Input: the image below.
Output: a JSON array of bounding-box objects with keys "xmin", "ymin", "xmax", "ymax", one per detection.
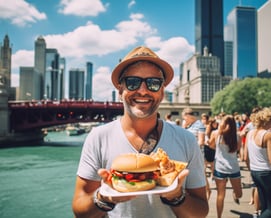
[
  {"xmin": 195, "ymin": 0, "xmax": 224, "ymax": 76},
  {"xmin": 34, "ymin": 36, "xmax": 46, "ymax": 99},
  {"xmin": 45, "ymin": 48, "xmax": 60, "ymax": 100},
  {"xmin": 85, "ymin": 62, "xmax": 93, "ymax": 100},
  {"xmin": 226, "ymin": 6, "xmax": 257, "ymax": 79},
  {"xmin": 69, "ymin": 69, "xmax": 84, "ymax": 100}
]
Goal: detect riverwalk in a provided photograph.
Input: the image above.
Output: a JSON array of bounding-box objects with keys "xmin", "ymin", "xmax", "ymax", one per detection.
[{"xmin": 206, "ymin": 161, "xmax": 258, "ymax": 218}]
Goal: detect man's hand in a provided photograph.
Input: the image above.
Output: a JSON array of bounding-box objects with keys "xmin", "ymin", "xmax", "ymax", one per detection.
[
  {"xmin": 160, "ymin": 169, "xmax": 189, "ymax": 200},
  {"xmin": 97, "ymin": 169, "xmax": 136, "ymax": 204}
]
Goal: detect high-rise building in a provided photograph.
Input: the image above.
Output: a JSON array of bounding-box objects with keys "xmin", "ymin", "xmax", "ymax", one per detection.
[
  {"xmin": 195, "ymin": 0, "xmax": 224, "ymax": 76},
  {"xmin": 224, "ymin": 25, "xmax": 234, "ymax": 77},
  {"xmin": 85, "ymin": 62, "xmax": 93, "ymax": 100},
  {"xmin": 45, "ymin": 48, "xmax": 60, "ymax": 100},
  {"xmin": 258, "ymin": 1, "xmax": 271, "ymax": 74},
  {"xmin": 34, "ymin": 36, "xmax": 65, "ymax": 100},
  {"xmin": 0, "ymin": 70, "xmax": 9, "ymax": 135},
  {"xmin": 0, "ymin": 35, "xmax": 11, "ymax": 88},
  {"xmin": 226, "ymin": 6, "xmax": 258, "ymax": 79},
  {"xmin": 59, "ymin": 58, "xmax": 66, "ymax": 99},
  {"xmin": 224, "ymin": 41, "xmax": 233, "ymax": 77},
  {"xmin": 34, "ymin": 36, "xmax": 46, "ymax": 99},
  {"xmin": 0, "ymin": 35, "xmax": 16, "ymax": 100},
  {"xmin": 69, "ymin": 68, "xmax": 84, "ymax": 100},
  {"xmin": 19, "ymin": 66, "xmax": 40, "ymax": 100},
  {"xmin": 174, "ymin": 47, "xmax": 231, "ymax": 104}
]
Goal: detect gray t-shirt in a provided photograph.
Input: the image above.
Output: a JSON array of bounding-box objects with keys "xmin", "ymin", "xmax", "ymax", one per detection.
[{"xmin": 77, "ymin": 119, "xmax": 206, "ymax": 218}]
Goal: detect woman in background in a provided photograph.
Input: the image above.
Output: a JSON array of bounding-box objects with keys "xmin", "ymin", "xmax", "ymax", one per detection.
[
  {"xmin": 205, "ymin": 118, "xmax": 219, "ymax": 177},
  {"xmin": 208, "ymin": 115, "xmax": 242, "ymax": 218},
  {"xmin": 204, "ymin": 117, "xmax": 218, "ymax": 199},
  {"xmin": 245, "ymin": 107, "xmax": 271, "ymax": 218}
]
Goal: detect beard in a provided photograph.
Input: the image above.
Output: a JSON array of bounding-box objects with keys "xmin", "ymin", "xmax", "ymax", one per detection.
[{"xmin": 122, "ymin": 95, "xmax": 161, "ymax": 119}]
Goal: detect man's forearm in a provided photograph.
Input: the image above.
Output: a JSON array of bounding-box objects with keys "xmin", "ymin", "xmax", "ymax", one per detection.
[
  {"xmin": 171, "ymin": 193, "xmax": 209, "ymax": 218},
  {"xmin": 73, "ymin": 193, "xmax": 107, "ymax": 218}
]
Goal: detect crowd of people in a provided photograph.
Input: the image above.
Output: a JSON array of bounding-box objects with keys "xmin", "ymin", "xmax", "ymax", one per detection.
[
  {"xmin": 72, "ymin": 46, "xmax": 270, "ymax": 218},
  {"xmin": 171, "ymin": 107, "xmax": 271, "ymax": 218}
]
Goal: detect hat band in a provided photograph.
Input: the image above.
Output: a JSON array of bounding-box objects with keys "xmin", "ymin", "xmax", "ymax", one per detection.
[{"xmin": 118, "ymin": 60, "xmax": 166, "ymax": 84}]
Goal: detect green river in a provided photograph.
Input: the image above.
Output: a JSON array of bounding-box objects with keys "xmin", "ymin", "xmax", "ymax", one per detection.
[{"xmin": 0, "ymin": 131, "xmax": 87, "ymax": 218}]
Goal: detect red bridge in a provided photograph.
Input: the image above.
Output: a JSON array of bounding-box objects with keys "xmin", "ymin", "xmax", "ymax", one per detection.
[{"xmin": 8, "ymin": 100, "xmax": 124, "ymax": 132}]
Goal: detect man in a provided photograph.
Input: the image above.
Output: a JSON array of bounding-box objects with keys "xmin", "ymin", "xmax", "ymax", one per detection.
[
  {"xmin": 72, "ymin": 46, "xmax": 209, "ymax": 218},
  {"xmin": 182, "ymin": 107, "xmax": 205, "ymax": 147},
  {"xmin": 182, "ymin": 108, "xmax": 208, "ymax": 199}
]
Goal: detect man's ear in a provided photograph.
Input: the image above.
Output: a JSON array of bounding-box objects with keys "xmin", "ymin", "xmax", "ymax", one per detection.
[{"xmin": 118, "ymin": 85, "xmax": 123, "ymax": 100}]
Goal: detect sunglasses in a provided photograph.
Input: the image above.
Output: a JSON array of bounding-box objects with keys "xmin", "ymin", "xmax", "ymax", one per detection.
[{"xmin": 121, "ymin": 76, "xmax": 164, "ymax": 92}]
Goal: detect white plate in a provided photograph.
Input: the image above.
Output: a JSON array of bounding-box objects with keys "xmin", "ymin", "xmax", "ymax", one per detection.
[{"xmin": 100, "ymin": 177, "xmax": 178, "ymax": 197}]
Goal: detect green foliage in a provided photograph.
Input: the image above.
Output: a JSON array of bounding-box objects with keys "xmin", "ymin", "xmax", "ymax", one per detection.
[{"xmin": 210, "ymin": 78, "xmax": 271, "ymax": 115}]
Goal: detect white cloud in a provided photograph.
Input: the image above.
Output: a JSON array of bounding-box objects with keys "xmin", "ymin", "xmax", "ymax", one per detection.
[
  {"xmin": 9, "ymin": 10, "xmax": 194, "ymax": 100},
  {"xmin": 43, "ymin": 13, "xmax": 155, "ymax": 58},
  {"xmin": 0, "ymin": 0, "xmax": 46, "ymax": 27},
  {"xmin": 144, "ymin": 36, "xmax": 195, "ymax": 92},
  {"xmin": 12, "ymin": 50, "xmax": 34, "ymax": 69},
  {"xmin": 145, "ymin": 36, "xmax": 194, "ymax": 69},
  {"xmin": 58, "ymin": 0, "xmax": 107, "ymax": 16},
  {"xmin": 11, "ymin": 73, "xmax": 19, "ymax": 87},
  {"xmin": 92, "ymin": 66, "xmax": 115, "ymax": 101},
  {"xmin": 11, "ymin": 50, "xmax": 34, "ymax": 87},
  {"xmin": 128, "ymin": 0, "xmax": 136, "ymax": 9},
  {"xmin": 89, "ymin": 35, "xmax": 195, "ymax": 100}
]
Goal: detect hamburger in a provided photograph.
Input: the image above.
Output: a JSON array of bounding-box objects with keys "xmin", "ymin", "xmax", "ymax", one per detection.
[{"xmin": 110, "ymin": 153, "xmax": 159, "ymax": 192}]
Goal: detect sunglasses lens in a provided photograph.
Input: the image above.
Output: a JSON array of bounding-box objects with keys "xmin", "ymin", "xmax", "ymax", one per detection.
[
  {"xmin": 146, "ymin": 78, "xmax": 162, "ymax": 91},
  {"xmin": 125, "ymin": 77, "xmax": 141, "ymax": 91},
  {"xmin": 124, "ymin": 77, "xmax": 163, "ymax": 92}
]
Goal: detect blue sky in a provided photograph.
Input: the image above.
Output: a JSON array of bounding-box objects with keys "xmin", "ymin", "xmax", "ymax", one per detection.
[{"xmin": 0, "ymin": 0, "xmax": 268, "ymax": 100}]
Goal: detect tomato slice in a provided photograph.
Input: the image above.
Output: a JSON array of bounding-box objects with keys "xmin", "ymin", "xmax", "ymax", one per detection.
[
  {"xmin": 152, "ymin": 172, "xmax": 159, "ymax": 180},
  {"xmin": 125, "ymin": 173, "xmax": 134, "ymax": 181}
]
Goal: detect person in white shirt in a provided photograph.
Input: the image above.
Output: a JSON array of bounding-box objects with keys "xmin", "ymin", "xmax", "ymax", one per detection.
[
  {"xmin": 245, "ymin": 107, "xmax": 271, "ymax": 218},
  {"xmin": 72, "ymin": 46, "xmax": 209, "ymax": 218}
]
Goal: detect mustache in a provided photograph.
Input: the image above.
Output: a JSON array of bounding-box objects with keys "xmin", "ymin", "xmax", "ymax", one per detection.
[{"xmin": 131, "ymin": 93, "xmax": 153, "ymax": 98}]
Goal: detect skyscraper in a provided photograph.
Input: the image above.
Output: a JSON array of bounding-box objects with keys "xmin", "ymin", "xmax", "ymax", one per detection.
[
  {"xmin": 34, "ymin": 36, "xmax": 65, "ymax": 100},
  {"xmin": 195, "ymin": 0, "xmax": 224, "ymax": 75},
  {"xmin": 175, "ymin": 47, "xmax": 231, "ymax": 104},
  {"xmin": 45, "ymin": 48, "xmax": 60, "ymax": 100},
  {"xmin": 69, "ymin": 68, "xmax": 85, "ymax": 100},
  {"xmin": 0, "ymin": 35, "xmax": 12, "ymax": 88},
  {"xmin": 85, "ymin": 62, "xmax": 93, "ymax": 100},
  {"xmin": 226, "ymin": 6, "xmax": 258, "ymax": 79},
  {"xmin": 59, "ymin": 58, "xmax": 66, "ymax": 99},
  {"xmin": 19, "ymin": 66, "xmax": 40, "ymax": 100},
  {"xmin": 34, "ymin": 36, "xmax": 46, "ymax": 99}
]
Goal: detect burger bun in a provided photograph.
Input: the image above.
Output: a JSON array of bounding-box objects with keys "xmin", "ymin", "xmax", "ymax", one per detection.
[
  {"xmin": 111, "ymin": 178, "xmax": 156, "ymax": 192},
  {"xmin": 111, "ymin": 153, "xmax": 158, "ymax": 172}
]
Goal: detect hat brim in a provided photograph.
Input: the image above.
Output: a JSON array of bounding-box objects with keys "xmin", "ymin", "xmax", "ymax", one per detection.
[{"xmin": 111, "ymin": 56, "xmax": 174, "ymax": 89}]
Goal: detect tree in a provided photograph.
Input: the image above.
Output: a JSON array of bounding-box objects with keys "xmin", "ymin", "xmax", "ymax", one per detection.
[{"xmin": 210, "ymin": 78, "xmax": 271, "ymax": 115}]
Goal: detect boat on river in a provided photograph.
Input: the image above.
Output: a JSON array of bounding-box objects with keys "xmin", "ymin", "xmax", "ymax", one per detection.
[{"xmin": 65, "ymin": 126, "xmax": 85, "ymax": 136}]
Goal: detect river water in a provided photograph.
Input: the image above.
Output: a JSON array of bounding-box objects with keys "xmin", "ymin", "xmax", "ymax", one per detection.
[{"xmin": 0, "ymin": 131, "xmax": 88, "ymax": 218}]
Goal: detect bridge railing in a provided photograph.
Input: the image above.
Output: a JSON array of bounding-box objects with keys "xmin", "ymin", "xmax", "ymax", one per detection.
[{"xmin": 8, "ymin": 100, "xmax": 124, "ymax": 132}]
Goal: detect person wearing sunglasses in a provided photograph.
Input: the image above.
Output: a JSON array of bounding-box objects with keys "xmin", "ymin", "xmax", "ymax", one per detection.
[{"xmin": 72, "ymin": 46, "xmax": 209, "ymax": 218}]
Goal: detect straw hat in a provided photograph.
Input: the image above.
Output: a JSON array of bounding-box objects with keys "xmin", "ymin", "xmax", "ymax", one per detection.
[{"xmin": 111, "ymin": 46, "xmax": 174, "ymax": 88}]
